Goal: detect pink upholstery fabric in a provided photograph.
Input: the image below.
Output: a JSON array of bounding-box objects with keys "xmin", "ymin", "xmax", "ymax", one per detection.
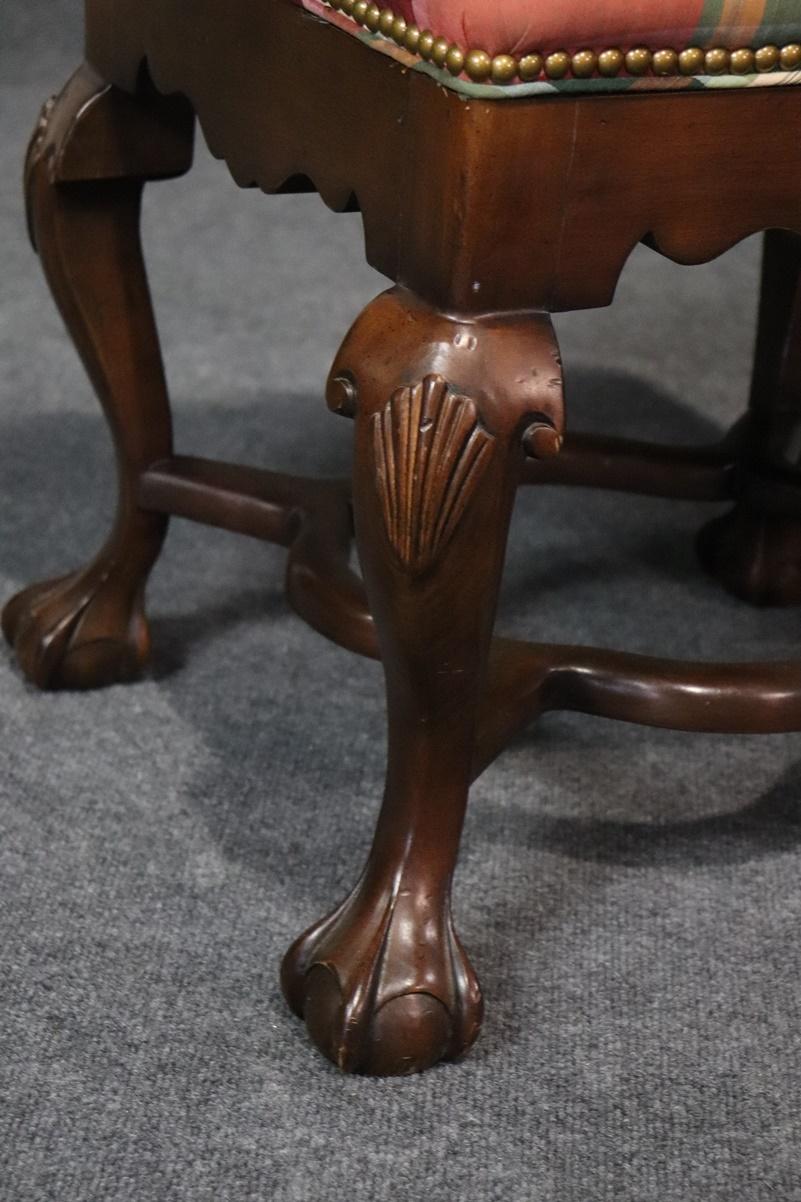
[
  {"xmin": 294, "ymin": 0, "xmax": 801, "ymax": 96},
  {"xmin": 296, "ymin": 0, "xmax": 801, "ymax": 57},
  {"xmin": 385, "ymin": 0, "xmax": 711, "ymax": 56}
]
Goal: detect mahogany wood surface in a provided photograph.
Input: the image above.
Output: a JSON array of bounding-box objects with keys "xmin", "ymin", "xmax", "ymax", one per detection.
[
  {"xmin": 2, "ymin": 69, "xmax": 193, "ymax": 688},
  {"xmin": 84, "ymin": 0, "xmax": 801, "ymax": 313},
  {"xmin": 698, "ymin": 230, "xmax": 801, "ymax": 603},
  {"xmin": 7, "ymin": 0, "xmax": 801, "ymax": 1074}
]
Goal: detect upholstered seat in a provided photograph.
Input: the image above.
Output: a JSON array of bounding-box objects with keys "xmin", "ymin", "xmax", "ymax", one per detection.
[{"xmin": 297, "ymin": 0, "xmax": 801, "ymax": 94}]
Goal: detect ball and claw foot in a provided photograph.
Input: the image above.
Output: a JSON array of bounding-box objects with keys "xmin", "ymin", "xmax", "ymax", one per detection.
[
  {"xmin": 2, "ymin": 558, "xmax": 152, "ymax": 690},
  {"xmin": 281, "ymin": 881, "xmax": 483, "ymax": 1076},
  {"xmin": 697, "ymin": 506, "xmax": 801, "ymax": 606}
]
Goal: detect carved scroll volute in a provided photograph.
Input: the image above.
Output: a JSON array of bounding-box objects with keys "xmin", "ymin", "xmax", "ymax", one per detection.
[{"xmin": 372, "ymin": 374, "xmax": 495, "ymax": 574}]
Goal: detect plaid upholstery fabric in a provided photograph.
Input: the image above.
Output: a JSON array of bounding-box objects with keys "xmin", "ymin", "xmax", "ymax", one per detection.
[{"xmin": 295, "ymin": 0, "xmax": 801, "ymax": 96}]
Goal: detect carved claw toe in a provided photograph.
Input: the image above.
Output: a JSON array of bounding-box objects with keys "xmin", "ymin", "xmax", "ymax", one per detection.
[
  {"xmin": 281, "ymin": 881, "xmax": 483, "ymax": 1076},
  {"xmin": 300, "ymin": 964, "xmax": 454, "ymax": 1076},
  {"xmin": 2, "ymin": 562, "xmax": 151, "ymax": 690},
  {"xmin": 697, "ymin": 506, "xmax": 801, "ymax": 606}
]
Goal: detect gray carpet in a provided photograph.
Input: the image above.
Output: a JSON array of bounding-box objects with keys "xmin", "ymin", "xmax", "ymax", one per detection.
[{"xmin": 3, "ymin": 5, "xmax": 801, "ymax": 1200}]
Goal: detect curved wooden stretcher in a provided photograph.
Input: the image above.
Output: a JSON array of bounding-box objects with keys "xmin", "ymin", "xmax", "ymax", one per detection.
[{"xmin": 7, "ymin": 0, "xmax": 801, "ymax": 1074}]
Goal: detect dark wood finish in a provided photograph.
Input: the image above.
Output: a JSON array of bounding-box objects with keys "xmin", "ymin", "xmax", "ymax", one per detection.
[
  {"xmin": 139, "ymin": 456, "xmax": 376, "ymax": 658},
  {"xmin": 84, "ymin": 0, "xmax": 801, "ymax": 314},
  {"xmin": 136, "ymin": 454, "xmax": 801, "ymax": 740},
  {"xmin": 8, "ymin": 0, "xmax": 801, "ymax": 1073},
  {"xmin": 698, "ymin": 231, "xmax": 801, "ymax": 604},
  {"xmin": 524, "ymin": 427, "xmax": 739, "ymax": 500},
  {"xmin": 282, "ymin": 290, "xmax": 563, "ymax": 1074},
  {"xmin": 2, "ymin": 67, "xmax": 193, "ymax": 688}
]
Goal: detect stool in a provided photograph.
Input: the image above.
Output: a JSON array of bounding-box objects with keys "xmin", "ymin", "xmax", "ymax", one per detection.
[{"xmin": 6, "ymin": 0, "xmax": 801, "ymax": 1076}]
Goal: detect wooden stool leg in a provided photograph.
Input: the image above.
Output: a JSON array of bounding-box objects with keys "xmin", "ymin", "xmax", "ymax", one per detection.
[
  {"xmin": 2, "ymin": 67, "xmax": 193, "ymax": 688},
  {"xmin": 698, "ymin": 230, "xmax": 801, "ymax": 605},
  {"xmin": 282, "ymin": 288, "xmax": 565, "ymax": 1074}
]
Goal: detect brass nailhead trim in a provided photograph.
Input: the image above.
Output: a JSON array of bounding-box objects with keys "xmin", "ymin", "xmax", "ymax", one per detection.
[{"xmin": 321, "ymin": 0, "xmax": 801, "ymax": 85}]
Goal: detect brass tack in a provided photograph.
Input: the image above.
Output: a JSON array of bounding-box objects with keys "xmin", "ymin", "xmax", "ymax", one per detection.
[
  {"xmin": 755, "ymin": 44, "xmax": 780, "ymax": 71},
  {"xmin": 704, "ymin": 47, "xmax": 730, "ymax": 73},
  {"xmin": 571, "ymin": 50, "xmax": 597, "ymax": 78},
  {"xmin": 678, "ymin": 46, "xmax": 705, "ymax": 74},
  {"xmin": 465, "ymin": 48, "xmax": 493, "ymax": 81},
  {"xmin": 418, "ymin": 29, "xmax": 435, "ymax": 59},
  {"xmin": 597, "ymin": 48, "xmax": 624, "ymax": 77},
  {"xmin": 404, "ymin": 24, "xmax": 420, "ymax": 53},
  {"xmin": 491, "ymin": 54, "xmax": 518, "ymax": 83},
  {"xmin": 730, "ymin": 47, "xmax": 755, "ymax": 73},
  {"xmin": 324, "ymin": 3, "xmax": 797, "ymax": 87},
  {"xmin": 431, "ymin": 35, "xmax": 450, "ymax": 67},
  {"xmin": 391, "ymin": 14, "xmax": 407, "ymax": 44},
  {"xmin": 518, "ymin": 52, "xmax": 544, "ymax": 81},
  {"xmin": 625, "ymin": 47, "xmax": 652, "ymax": 75},
  {"xmin": 445, "ymin": 45, "xmax": 466, "ymax": 76},
  {"xmin": 544, "ymin": 51, "xmax": 570, "ymax": 79},
  {"xmin": 781, "ymin": 43, "xmax": 801, "ymax": 69},
  {"xmin": 652, "ymin": 48, "xmax": 679, "ymax": 75}
]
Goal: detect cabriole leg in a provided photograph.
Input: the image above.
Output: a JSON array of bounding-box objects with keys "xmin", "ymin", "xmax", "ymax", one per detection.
[
  {"xmin": 2, "ymin": 66, "xmax": 193, "ymax": 688},
  {"xmin": 282, "ymin": 287, "xmax": 565, "ymax": 1074},
  {"xmin": 698, "ymin": 230, "xmax": 801, "ymax": 605}
]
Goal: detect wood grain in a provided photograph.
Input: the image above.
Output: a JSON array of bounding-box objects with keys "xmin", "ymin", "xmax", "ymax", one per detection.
[
  {"xmin": 9, "ymin": 0, "xmax": 801, "ymax": 1076},
  {"xmin": 2, "ymin": 68, "xmax": 193, "ymax": 689}
]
